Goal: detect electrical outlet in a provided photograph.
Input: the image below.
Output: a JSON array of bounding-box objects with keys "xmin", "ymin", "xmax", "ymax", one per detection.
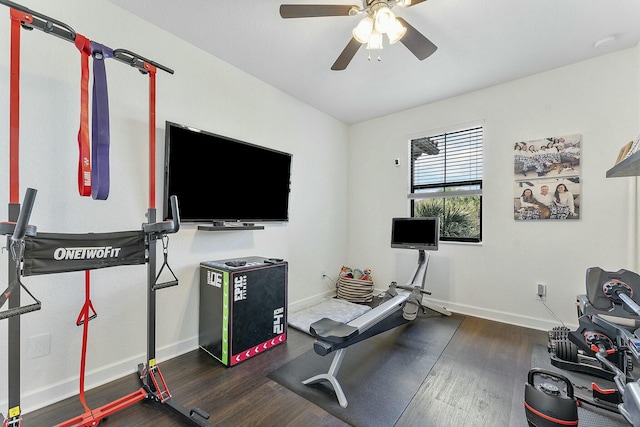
[
  {"xmin": 536, "ymin": 283, "xmax": 546, "ymax": 301},
  {"xmin": 27, "ymin": 333, "xmax": 50, "ymax": 359}
]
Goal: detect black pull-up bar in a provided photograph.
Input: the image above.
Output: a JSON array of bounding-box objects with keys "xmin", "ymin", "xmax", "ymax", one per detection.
[
  {"xmin": 0, "ymin": 0, "xmax": 174, "ymax": 75},
  {"xmin": 113, "ymin": 48, "xmax": 174, "ymax": 75}
]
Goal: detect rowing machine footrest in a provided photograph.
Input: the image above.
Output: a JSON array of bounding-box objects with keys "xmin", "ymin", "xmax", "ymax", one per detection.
[
  {"xmin": 403, "ymin": 296, "xmax": 421, "ymax": 321},
  {"xmin": 310, "ymin": 318, "xmax": 358, "ymax": 343}
]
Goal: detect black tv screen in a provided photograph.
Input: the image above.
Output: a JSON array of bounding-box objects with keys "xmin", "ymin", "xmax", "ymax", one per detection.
[
  {"xmin": 391, "ymin": 217, "xmax": 439, "ymax": 250},
  {"xmin": 163, "ymin": 121, "xmax": 292, "ymax": 223}
]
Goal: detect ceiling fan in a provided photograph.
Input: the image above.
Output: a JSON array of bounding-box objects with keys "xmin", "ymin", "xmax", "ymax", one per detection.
[{"xmin": 279, "ymin": 0, "xmax": 437, "ymax": 70}]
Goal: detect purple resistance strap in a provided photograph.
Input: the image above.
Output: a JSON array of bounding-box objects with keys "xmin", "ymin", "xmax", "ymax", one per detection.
[{"xmin": 90, "ymin": 41, "xmax": 114, "ymax": 200}]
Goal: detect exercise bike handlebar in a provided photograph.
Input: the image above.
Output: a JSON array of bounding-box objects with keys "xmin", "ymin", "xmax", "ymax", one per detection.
[
  {"xmin": 12, "ymin": 187, "xmax": 37, "ymax": 242},
  {"xmin": 594, "ymin": 343, "xmax": 628, "ymax": 394},
  {"xmin": 618, "ymin": 292, "xmax": 640, "ymax": 317}
]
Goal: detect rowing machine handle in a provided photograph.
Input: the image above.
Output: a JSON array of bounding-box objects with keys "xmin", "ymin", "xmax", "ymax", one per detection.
[{"xmin": 12, "ymin": 188, "xmax": 37, "ymax": 242}]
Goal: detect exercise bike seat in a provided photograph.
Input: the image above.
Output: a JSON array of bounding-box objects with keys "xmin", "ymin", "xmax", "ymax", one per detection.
[
  {"xmin": 583, "ymin": 267, "xmax": 640, "ymax": 319},
  {"xmin": 309, "ymin": 318, "xmax": 359, "ymax": 343}
]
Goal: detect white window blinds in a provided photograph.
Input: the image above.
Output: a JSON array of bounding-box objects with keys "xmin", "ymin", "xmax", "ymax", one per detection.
[{"xmin": 410, "ymin": 126, "xmax": 483, "ymax": 198}]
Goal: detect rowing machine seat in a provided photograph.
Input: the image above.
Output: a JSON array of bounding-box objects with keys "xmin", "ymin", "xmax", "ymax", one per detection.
[{"xmin": 309, "ymin": 318, "xmax": 358, "ymax": 344}]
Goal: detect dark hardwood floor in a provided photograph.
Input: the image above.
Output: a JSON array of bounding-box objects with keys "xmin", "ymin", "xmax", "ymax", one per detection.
[{"xmin": 22, "ymin": 315, "xmax": 548, "ymax": 427}]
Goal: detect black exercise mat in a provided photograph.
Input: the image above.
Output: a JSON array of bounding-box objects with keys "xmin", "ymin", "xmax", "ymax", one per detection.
[
  {"xmin": 530, "ymin": 344, "xmax": 628, "ymax": 427},
  {"xmin": 268, "ymin": 313, "xmax": 464, "ymax": 427}
]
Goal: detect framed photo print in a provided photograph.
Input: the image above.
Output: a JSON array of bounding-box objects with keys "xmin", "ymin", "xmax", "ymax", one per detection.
[{"xmin": 513, "ymin": 134, "xmax": 581, "ymax": 221}]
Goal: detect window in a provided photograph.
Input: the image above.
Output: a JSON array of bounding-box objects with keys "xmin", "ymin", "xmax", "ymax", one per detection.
[{"xmin": 409, "ymin": 125, "xmax": 483, "ymax": 243}]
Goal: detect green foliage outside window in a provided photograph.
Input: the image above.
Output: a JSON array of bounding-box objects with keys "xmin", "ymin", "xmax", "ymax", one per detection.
[{"xmin": 414, "ymin": 196, "xmax": 481, "ymax": 240}]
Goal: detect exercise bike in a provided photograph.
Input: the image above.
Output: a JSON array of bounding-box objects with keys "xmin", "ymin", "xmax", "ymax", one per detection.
[{"xmin": 526, "ymin": 267, "xmax": 640, "ymax": 426}]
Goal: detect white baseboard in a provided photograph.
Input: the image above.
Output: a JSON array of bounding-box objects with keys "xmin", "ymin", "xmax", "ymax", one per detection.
[
  {"xmin": 290, "ymin": 292, "xmax": 571, "ymax": 332},
  {"xmin": 426, "ymin": 298, "xmax": 577, "ymax": 331}
]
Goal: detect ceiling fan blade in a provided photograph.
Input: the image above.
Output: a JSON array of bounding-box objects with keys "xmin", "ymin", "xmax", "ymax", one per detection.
[
  {"xmin": 396, "ymin": 17, "xmax": 437, "ymax": 61},
  {"xmin": 405, "ymin": 0, "xmax": 428, "ymax": 6},
  {"xmin": 279, "ymin": 4, "xmax": 357, "ymax": 18},
  {"xmin": 331, "ymin": 37, "xmax": 362, "ymax": 71}
]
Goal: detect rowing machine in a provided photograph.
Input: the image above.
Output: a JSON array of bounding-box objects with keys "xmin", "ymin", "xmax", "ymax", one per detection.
[{"xmin": 303, "ymin": 245, "xmax": 449, "ymax": 408}]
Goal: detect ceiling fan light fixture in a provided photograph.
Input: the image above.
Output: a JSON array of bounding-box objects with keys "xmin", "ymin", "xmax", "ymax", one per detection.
[
  {"xmin": 374, "ymin": 6, "xmax": 395, "ymax": 33},
  {"xmin": 353, "ymin": 15, "xmax": 374, "ymax": 43},
  {"xmin": 278, "ymin": 0, "xmax": 436, "ymax": 69},
  {"xmin": 366, "ymin": 30, "xmax": 383, "ymax": 50},
  {"xmin": 386, "ymin": 18, "xmax": 407, "ymax": 44}
]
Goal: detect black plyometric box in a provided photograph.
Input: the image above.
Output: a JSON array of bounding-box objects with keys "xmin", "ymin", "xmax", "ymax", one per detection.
[{"xmin": 199, "ymin": 256, "xmax": 287, "ymax": 366}]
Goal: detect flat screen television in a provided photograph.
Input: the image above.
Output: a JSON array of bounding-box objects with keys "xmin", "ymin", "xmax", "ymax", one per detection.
[
  {"xmin": 163, "ymin": 121, "xmax": 292, "ymax": 224},
  {"xmin": 390, "ymin": 217, "xmax": 440, "ymax": 251}
]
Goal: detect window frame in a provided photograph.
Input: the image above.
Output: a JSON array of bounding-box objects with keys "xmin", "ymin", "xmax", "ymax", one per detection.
[{"xmin": 408, "ymin": 125, "xmax": 483, "ymax": 243}]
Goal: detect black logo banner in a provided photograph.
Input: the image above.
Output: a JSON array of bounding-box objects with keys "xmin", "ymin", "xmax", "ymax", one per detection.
[{"xmin": 23, "ymin": 230, "xmax": 146, "ymax": 276}]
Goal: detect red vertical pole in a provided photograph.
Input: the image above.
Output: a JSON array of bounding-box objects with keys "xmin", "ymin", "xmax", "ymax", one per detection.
[
  {"xmin": 9, "ymin": 9, "xmax": 30, "ymax": 204},
  {"xmin": 145, "ymin": 62, "xmax": 157, "ymax": 209}
]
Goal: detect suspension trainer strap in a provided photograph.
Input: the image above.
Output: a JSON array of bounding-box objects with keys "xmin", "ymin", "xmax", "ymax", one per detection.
[
  {"xmin": 90, "ymin": 41, "xmax": 114, "ymax": 200},
  {"xmin": 9, "ymin": 8, "xmax": 31, "ymax": 204},
  {"xmin": 75, "ymin": 34, "xmax": 92, "ymax": 197},
  {"xmin": 75, "ymin": 270, "xmax": 95, "ymax": 414}
]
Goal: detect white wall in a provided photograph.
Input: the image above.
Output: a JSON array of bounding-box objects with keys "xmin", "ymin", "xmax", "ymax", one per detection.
[
  {"xmin": 348, "ymin": 47, "xmax": 639, "ymax": 332},
  {"xmin": 0, "ymin": 0, "xmax": 349, "ymax": 413},
  {"xmin": 1, "ymin": 0, "xmax": 640, "ymax": 416}
]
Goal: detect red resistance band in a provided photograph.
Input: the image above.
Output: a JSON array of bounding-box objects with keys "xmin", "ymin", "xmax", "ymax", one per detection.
[
  {"xmin": 75, "ymin": 270, "xmax": 97, "ymax": 414},
  {"xmin": 75, "ymin": 34, "xmax": 92, "ymax": 197}
]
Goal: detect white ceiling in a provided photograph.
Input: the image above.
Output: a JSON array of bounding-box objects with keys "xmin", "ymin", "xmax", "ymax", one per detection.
[{"xmin": 106, "ymin": 0, "xmax": 640, "ymax": 125}]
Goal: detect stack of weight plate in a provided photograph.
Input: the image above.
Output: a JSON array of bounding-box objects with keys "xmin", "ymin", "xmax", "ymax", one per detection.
[{"xmin": 337, "ymin": 276, "xmax": 374, "ymax": 303}]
